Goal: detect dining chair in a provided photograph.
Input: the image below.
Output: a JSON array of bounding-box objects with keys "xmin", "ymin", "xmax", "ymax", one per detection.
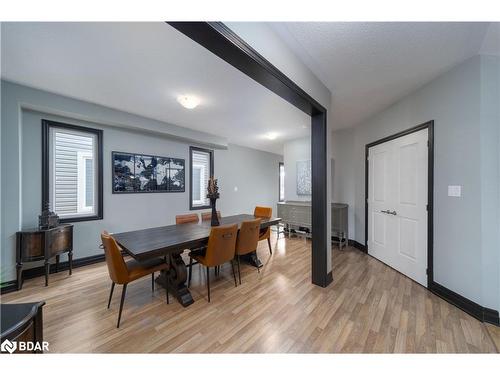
[
  {"xmin": 175, "ymin": 213, "xmax": 199, "ymax": 224},
  {"xmin": 101, "ymin": 231, "xmax": 170, "ymax": 328},
  {"xmin": 188, "ymin": 224, "xmax": 238, "ymax": 302},
  {"xmin": 201, "ymin": 211, "xmax": 221, "ymax": 221},
  {"xmin": 254, "ymin": 206, "xmax": 273, "ymax": 255},
  {"xmin": 235, "ymin": 218, "xmax": 261, "ymax": 284}
]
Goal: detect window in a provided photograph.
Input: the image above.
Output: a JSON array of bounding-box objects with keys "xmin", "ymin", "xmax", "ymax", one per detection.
[
  {"xmin": 190, "ymin": 146, "xmax": 213, "ymax": 210},
  {"xmin": 42, "ymin": 120, "xmax": 103, "ymax": 222},
  {"xmin": 279, "ymin": 162, "xmax": 285, "ymax": 202}
]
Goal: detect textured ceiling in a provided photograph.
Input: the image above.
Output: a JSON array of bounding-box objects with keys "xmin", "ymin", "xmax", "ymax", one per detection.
[
  {"xmin": 269, "ymin": 22, "xmax": 493, "ymax": 129},
  {"xmin": 1, "ymin": 22, "xmax": 310, "ymax": 154}
]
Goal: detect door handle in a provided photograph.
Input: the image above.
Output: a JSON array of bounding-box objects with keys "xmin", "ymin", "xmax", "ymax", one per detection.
[{"xmin": 381, "ymin": 210, "xmax": 397, "ymax": 216}]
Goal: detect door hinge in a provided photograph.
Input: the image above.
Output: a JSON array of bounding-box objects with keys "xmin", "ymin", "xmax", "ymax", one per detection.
[
  {"xmin": 426, "ymin": 268, "xmax": 428, "ymax": 275},
  {"xmin": 426, "ymin": 204, "xmax": 428, "ymax": 211},
  {"xmin": 427, "ymin": 140, "xmax": 430, "ymax": 147}
]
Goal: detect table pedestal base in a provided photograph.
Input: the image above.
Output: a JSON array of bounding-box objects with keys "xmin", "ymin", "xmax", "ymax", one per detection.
[
  {"xmin": 155, "ymin": 252, "xmax": 194, "ymax": 307},
  {"xmin": 240, "ymin": 251, "xmax": 262, "ymax": 268}
]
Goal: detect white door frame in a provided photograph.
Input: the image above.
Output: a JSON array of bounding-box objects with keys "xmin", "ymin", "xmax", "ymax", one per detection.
[{"xmin": 364, "ymin": 121, "xmax": 434, "ymax": 288}]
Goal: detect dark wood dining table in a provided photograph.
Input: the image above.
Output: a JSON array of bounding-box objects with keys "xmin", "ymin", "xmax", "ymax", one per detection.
[{"xmin": 113, "ymin": 214, "xmax": 281, "ymax": 307}]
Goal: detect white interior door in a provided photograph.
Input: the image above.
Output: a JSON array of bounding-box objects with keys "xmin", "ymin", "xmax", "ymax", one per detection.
[{"xmin": 368, "ymin": 128, "xmax": 428, "ymax": 286}]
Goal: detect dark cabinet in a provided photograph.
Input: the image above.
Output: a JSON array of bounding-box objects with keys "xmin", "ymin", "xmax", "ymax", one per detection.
[
  {"xmin": 1, "ymin": 302, "xmax": 45, "ymax": 354},
  {"xmin": 16, "ymin": 224, "xmax": 73, "ymax": 289}
]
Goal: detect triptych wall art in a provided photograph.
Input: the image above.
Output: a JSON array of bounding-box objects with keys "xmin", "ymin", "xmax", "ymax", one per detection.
[{"xmin": 112, "ymin": 151, "xmax": 185, "ymax": 193}]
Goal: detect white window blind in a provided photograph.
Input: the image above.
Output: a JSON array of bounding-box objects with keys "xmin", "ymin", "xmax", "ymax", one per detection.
[
  {"xmin": 279, "ymin": 163, "xmax": 285, "ymax": 202},
  {"xmin": 50, "ymin": 128, "xmax": 97, "ymax": 218},
  {"xmin": 191, "ymin": 149, "xmax": 212, "ymax": 208}
]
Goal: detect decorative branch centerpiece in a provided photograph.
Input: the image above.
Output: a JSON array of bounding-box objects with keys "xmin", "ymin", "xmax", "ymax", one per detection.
[{"xmin": 207, "ymin": 176, "xmax": 220, "ymax": 226}]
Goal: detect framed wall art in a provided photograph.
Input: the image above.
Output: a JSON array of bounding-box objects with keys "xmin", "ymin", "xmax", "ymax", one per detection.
[{"xmin": 112, "ymin": 151, "xmax": 185, "ymax": 194}]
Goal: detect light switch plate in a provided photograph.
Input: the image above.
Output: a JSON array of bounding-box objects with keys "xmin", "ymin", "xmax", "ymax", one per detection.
[{"xmin": 448, "ymin": 185, "xmax": 462, "ymax": 197}]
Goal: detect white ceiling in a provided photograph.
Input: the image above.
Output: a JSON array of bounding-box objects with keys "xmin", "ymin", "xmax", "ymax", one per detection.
[
  {"xmin": 269, "ymin": 22, "xmax": 495, "ymax": 129},
  {"xmin": 1, "ymin": 22, "xmax": 310, "ymax": 155}
]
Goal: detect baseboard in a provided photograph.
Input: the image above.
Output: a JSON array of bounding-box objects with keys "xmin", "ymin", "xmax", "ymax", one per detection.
[
  {"xmin": 429, "ymin": 281, "xmax": 500, "ymax": 326},
  {"xmin": 331, "ymin": 236, "xmax": 367, "ymax": 253},
  {"xmin": 0, "ymin": 253, "xmax": 106, "ymax": 295},
  {"xmin": 349, "ymin": 240, "xmax": 367, "ymax": 253},
  {"xmin": 484, "ymin": 307, "xmax": 500, "ymax": 326},
  {"xmin": 0, "ymin": 280, "xmax": 18, "ymax": 295}
]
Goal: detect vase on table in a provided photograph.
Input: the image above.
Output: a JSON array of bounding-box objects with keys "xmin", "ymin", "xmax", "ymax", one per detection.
[
  {"xmin": 210, "ymin": 197, "xmax": 219, "ymax": 227},
  {"xmin": 207, "ymin": 176, "xmax": 220, "ymax": 227}
]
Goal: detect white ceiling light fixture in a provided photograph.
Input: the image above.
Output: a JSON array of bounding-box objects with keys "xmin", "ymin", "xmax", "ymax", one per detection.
[
  {"xmin": 264, "ymin": 132, "xmax": 279, "ymax": 140},
  {"xmin": 177, "ymin": 94, "xmax": 201, "ymax": 109}
]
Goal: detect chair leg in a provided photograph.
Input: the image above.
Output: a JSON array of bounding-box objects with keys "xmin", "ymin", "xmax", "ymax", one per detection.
[
  {"xmin": 117, "ymin": 284, "xmax": 127, "ymax": 328},
  {"xmin": 267, "ymin": 237, "xmax": 272, "ymax": 255},
  {"xmin": 44, "ymin": 261, "xmax": 50, "ymax": 287},
  {"xmin": 165, "ymin": 272, "xmax": 169, "ymax": 304},
  {"xmin": 151, "ymin": 272, "xmax": 154, "ymax": 292},
  {"xmin": 188, "ymin": 257, "xmax": 193, "ymax": 287},
  {"xmin": 237, "ymin": 255, "xmax": 241, "ymax": 285},
  {"xmin": 206, "ymin": 267, "xmax": 211, "ymax": 303},
  {"xmin": 107, "ymin": 282, "xmax": 115, "ymax": 309},
  {"xmin": 231, "ymin": 260, "xmax": 237, "ymax": 287}
]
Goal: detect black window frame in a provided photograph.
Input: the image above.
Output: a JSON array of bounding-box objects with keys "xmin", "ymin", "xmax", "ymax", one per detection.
[
  {"xmin": 279, "ymin": 161, "xmax": 285, "ymax": 202},
  {"xmin": 42, "ymin": 119, "xmax": 103, "ymax": 223},
  {"xmin": 189, "ymin": 146, "xmax": 214, "ymax": 210}
]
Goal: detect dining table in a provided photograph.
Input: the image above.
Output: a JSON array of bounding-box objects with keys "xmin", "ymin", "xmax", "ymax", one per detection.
[{"xmin": 113, "ymin": 214, "xmax": 281, "ymax": 307}]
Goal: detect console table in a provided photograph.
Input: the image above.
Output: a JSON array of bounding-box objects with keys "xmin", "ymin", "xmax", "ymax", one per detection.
[
  {"xmin": 16, "ymin": 224, "xmax": 73, "ymax": 289},
  {"xmin": 0, "ymin": 302, "xmax": 45, "ymax": 353},
  {"xmin": 277, "ymin": 201, "xmax": 349, "ymax": 248}
]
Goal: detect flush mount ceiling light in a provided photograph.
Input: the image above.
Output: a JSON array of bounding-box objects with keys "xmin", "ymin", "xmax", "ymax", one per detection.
[
  {"xmin": 177, "ymin": 95, "xmax": 200, "ymax": 109},
  {"xmin": 264, "ymin": 132, "xmax": 279, "ymax": 140}
]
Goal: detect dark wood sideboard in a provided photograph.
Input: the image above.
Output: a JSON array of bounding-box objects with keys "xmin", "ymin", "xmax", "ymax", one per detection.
[
  {"xmin": 0, "ymin": 302, "xmax": 45, "ymax": 354},
  {"xmin": 16, "ymin": 224, "xmax": 73, "ymax": 289}
]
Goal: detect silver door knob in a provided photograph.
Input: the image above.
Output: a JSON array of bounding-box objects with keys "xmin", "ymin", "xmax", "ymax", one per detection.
[{"xmin": 381, "ymin": 210, "xmax": 397, "ymax": 215}]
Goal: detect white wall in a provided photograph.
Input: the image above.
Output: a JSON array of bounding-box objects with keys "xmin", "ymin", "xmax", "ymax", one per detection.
[
  {"xmin": 1, "ymin": 81, "xmax": 282, "ymax": 281},
  {"xmin": 283, "ymin": 137, "xmax": 311, "ymax": 202},
  {"xmin": 331, "ymin": 55, "xmax": 500, "ymax": 311}
]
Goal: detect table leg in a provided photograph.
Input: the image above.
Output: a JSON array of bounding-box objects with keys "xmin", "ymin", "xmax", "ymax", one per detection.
[
  {"xmin": 155, "ymin": 251, "xmax": 194, "ymax": 307},
  {"xmin": 16, "ymin": 262, "xmax": 23, "ymax": 290}
]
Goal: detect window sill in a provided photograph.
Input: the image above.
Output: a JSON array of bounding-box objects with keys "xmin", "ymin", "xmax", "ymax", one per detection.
[
  {"xmin": 59, "ymin": 214, "xmax": 103, "ymax": 223},
  {"xmin": 190, "ymin": 205, "xmax": 211, "ymax": 211}
]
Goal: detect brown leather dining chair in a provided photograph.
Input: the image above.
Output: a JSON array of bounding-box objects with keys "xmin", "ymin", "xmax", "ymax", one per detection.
[
  {"xmin": 235, "ymin": 218, "xmax": 261, "ymax": 284},
  {"xmin": 101, "ymin": 231, "xmax": 170, "ymax": 328},
  {"xmin": 254, "ymin": 206, "xmax": 273, "ymax": 255},
  {"xmin": 175, "ymin": 213, "xmax": 199, "ymax": 224},
  {"xmin": 188, "ymin": 224, "xmax": 238, "ymax": 302},
  {"xmin": 201, "ymin": 211, "xmax": 221, "ymax": 221}
]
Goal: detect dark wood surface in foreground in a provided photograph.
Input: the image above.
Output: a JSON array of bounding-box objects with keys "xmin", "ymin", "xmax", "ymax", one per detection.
[{"xmin": 2, "ymin": 233, "xmax": 497, "ymax": 353}]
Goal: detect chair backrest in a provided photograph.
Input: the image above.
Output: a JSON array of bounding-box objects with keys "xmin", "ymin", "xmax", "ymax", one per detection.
[
  {"xmin": 236, "ymin": 219, "xmax": 261, "ymax": 255},
  {"xmin": 201, "ymin": 211, "xmax": 221, "ymax": 221},
  {"xmin": 101, "ymin": 231, "xmax": 129, "ymax": 284},
  {"xmin": 176, "ymin": 213, "xmax": 199, "ymax": 225},
  {"xmin": 254, "ymin": 206, "xmax": 272, "ymax": 219},
  {"xmin": 204, "ymin": 224, "xmax": 238, "ymax": 267}
]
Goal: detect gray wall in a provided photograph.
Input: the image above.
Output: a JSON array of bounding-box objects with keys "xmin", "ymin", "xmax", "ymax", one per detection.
[
  {"xmin": 1, "ymin": 81, "xmax": 282, "ymax": 282},
  {"xmin": 330, "ymin": 128, "xmax": 356, "ymax": 237},
  {"xmin": 331, "ymin": 55, "xmax": 500, "ymax": 311},
  {"xmin": 215, "ymin": 144, "xmax": 283, "ymax": 216},
  {"xmin": 283, "ymin": 137, "xmax": 311, "ymax": 202}
]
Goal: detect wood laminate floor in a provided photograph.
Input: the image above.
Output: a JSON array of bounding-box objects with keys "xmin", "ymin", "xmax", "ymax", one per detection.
[{"xmin": 1, "ymin": 233, "xmax": 497, "ymax": 353}]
